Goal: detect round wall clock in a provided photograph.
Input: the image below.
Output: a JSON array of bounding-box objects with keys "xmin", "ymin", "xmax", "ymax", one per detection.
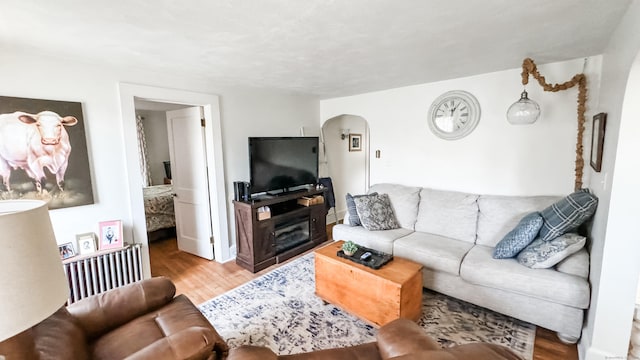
[{"xmin": 428, "ymin": 90, "xmax": 481, "ymax": 140}]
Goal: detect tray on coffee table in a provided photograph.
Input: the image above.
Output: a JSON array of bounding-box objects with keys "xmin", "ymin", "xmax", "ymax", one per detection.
[{"xmin": 337, "ymin": 245, "xmax": 393, "ymax": 269}]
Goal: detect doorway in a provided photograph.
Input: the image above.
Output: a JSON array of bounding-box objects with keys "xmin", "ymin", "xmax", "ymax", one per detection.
[
  {"xmin": 119, "ymin": 83, "xmax": 231, "ymax": 279},
  {"xmin": 321, "ymin": 114, "xmax": 370, "ymax": 223}
]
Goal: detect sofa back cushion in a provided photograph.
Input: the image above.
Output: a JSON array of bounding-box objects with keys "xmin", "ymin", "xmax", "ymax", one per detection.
[
  {"xmin": 414, "ymin": 188, "xmax": 479, "ymax": 243},
  {"xmin": 368, "ymin": 184, "xmax": 421, "ymax": 230},
  {"xmin": 476, "ymin": 195, "xmax": 560, "ymax": 247}
]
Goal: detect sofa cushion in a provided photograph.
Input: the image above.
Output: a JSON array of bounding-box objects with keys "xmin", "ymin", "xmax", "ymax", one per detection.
[
  {"xmin": 414, "ymin": 188, "xmax": 479, "ymax": 243},
  {"xmin": 369, "ymin": 184, "xmax": 421, "ymax": 230},
  {"xmin": 332, "ymin": 224, "xmax": 412, "ymax": 254},
  {"xmin": 539, "ymin": 189, "xmax": 598, "ymax": 241},
  {"xmin": 354, "ymin": 193, "xmax": 400, "ymax": 231},
  {"xmin": 460, "ymin": 245, "xmax": 590, "ymax": 308},
  {"xmin": 90, "ymin": 295, "xmax": 225, "ymax": 360},
  {"xmin": 393, "ymin": 232, "xmax": 474, "ymax": 276},
  {"xmin": 517, "ymin": 234, "xmax": 586, "ymax": 269},
  {"xmin": 476, "ymin": 195, "xmax": 560, "ymax": 247},
  {"xmin": 345, "ymin": 192, "xmax": 377, "ymax": 226},
  {"xmin": 492, "ymin": 212, "xmax": 543, "ymax": 259},
  {"xmin": 555, "ymin": 248, "xmax": 589, "ymax": 278}
]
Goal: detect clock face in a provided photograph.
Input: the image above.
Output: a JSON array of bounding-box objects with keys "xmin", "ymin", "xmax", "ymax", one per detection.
[{"xmin": 428, "ymin": 90, "xmax": 481, "ymax": 140}]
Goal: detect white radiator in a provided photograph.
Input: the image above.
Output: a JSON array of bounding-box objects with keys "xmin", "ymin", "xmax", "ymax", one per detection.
[{"xmin": 63, "ymin": 244, "xmax": 143, "ymax": 304}]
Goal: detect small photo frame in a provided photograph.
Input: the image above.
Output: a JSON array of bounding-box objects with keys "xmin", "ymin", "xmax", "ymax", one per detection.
[
  {"xmin": 348, "ymin": 133, "xmax": 362, "ymax": 152},
  {"xmin": 76, "ymin": 232, "xmax": 97, "ymax": 255},
  {"xmin": 58, "ymin": 242, "xmax": 76, "ymax": 260},
  {"xmin": 590, "ymin": 112, "xmax": 607, "ymax": 172},
  {"xmin": 99, "ymin": 220, "xmax": 124, "ymax": 250}
]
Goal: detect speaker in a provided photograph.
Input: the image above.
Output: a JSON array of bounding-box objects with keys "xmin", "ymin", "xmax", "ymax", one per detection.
[
  {"xmin": 233, "ymin": 181, "xmax": 245, "ymax": 201},
  {"xmin": 243, "ymin": 182, "xmax": 251, "ymax": 201}
]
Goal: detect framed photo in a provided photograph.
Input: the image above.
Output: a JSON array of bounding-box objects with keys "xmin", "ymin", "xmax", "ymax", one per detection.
[
  {"xmin": 76, "ymin": 232, "xmax": 97, "ymax": 255},
  {"xmin": 58, "ymin": 242, "xmax": 76, "ymax": 260},
  {"xmin": 99, "ymin": 220, "xmax": 124, "ymax": 250},
  {"xmin": 590, "ymin": 112, "xmax": 607, "ymax": 172},
  {"xmin": 348, "ymin": 133, "xmax": 362, "ymax": 152}
]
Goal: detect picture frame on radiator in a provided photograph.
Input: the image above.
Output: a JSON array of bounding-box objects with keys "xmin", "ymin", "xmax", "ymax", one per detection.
[
  {"xmin": 99, "ymin": 220, "xmax": 124, "ymax": 251},
  {"xmin": 58, "ymin": 242, "xmax": 76, "ymax": 260},
  {"xmin": 76, "ymin": 232, "xmax": 97, "ymax": 255}
]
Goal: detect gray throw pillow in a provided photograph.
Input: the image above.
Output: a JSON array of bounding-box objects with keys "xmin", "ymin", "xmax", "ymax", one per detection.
[
  {"xmin": 517, "ymin": 233, "xmax": 586, "ymax": 269},
  {"xmin": 492, "ymin": 212, "xmax": 543, "ymax": 259},
  {"xmin": 345, "ymin": 192, "xmax": 377, "ymax": 226},
  {"xmin": 539, "ymin": 189, "xmax": 598, "ymax": 241},
  {"xmin": 353, "ymin": 193, "xmax": 400, "ymax": 231}
]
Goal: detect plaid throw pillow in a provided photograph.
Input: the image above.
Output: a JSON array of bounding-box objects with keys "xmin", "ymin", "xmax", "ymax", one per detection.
[{"xmin": 539, "ymin": 189, "xmax": 598, "ymax": 241}]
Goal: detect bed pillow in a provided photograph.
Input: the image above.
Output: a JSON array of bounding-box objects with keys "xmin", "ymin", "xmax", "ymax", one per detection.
[
  {"xmin": 517, "ymin": 233, "xmax": 586, "ymax": 269},
  {"xmin": 539, "ymin": 189, "xmax": 598, "ymax": 241},
  {"xmin": 345, "ymin": 192, "xmax": 377, "ymax": 226},
  {"xmin": 353, "ymin": 193, "xmax": 400, "ymax": 231},
  {"xmin": 493, "ymin": 212, "xmax": 543, "ymax": 259}
]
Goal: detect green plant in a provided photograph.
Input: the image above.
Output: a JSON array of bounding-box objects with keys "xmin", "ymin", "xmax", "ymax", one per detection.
[{"xmin": 342, "ymin": 241, "xmax": 358, "ymax": 255}]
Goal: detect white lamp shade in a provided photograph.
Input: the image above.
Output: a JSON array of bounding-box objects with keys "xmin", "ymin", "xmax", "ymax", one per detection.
[
  {"xmin": 0, "ymin": 200, "xmax": 69, "ymax": 341},
  {"xmin": 506, "ymin": 90, "xmax": 541, "ymax": 124}
]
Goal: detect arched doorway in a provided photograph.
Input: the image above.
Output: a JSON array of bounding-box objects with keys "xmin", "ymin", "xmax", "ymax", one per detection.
[{"xmin": 321, "ymin": 114, "xmax": 370, "ymax": 223}]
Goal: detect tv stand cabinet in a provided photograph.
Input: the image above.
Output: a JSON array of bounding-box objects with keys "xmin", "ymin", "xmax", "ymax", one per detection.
[{"xmin": 234, "ymin": 188, "xmax": 328, "ymax": 273}]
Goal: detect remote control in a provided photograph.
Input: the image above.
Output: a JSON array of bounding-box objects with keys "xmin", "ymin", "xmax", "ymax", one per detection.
[{"xmin": 360, "ymin": 252, "xmax": 372, "ymax": 261}]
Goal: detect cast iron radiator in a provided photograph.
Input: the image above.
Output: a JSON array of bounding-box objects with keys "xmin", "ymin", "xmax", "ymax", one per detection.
[{"xmin": 63, "ymin": 243, "xmax": 143, "ymax": 304}]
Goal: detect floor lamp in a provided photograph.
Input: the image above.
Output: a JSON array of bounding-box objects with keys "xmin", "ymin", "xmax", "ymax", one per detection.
[{"xmin": 0, "ymin": 200, "xmax": 69, "ymax": 359}]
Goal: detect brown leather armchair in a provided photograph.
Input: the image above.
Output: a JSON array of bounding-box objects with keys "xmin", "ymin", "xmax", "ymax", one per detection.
[
  {"xmin": 227, "ymin": 318, "xmax": 523, "ymax": 360},
  {"xmin": 4, "ymin": 277, "xmax": 228, "ymax": 360}
]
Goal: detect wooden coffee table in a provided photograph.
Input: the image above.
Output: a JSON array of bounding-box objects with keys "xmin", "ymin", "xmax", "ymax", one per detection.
[{"xmin": 314, "ymin": 241, "xmax": 423, "ymax": 326}]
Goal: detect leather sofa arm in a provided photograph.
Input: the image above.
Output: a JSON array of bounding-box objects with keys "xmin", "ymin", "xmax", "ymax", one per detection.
[
  {"xmin": 376, "ymin": 319, "xmax": 440, "ymax": 359},
  {"xmin": 66, "ymin": 277, "xmax": 176, "ymax": 339},
  {"xmin": 126, "ymin": 326, "xmax": 229, "ymax": 360}
]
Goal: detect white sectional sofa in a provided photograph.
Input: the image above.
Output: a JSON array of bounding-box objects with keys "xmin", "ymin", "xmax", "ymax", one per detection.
[{"xmin": 332, "ymin": 183, "xmax": 590, "ymax": 343}]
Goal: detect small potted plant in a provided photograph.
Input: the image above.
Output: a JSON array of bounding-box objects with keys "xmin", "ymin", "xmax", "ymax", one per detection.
[{"xmin": 342, "ymin": 241, "xmax": 358, "ymax": 256}]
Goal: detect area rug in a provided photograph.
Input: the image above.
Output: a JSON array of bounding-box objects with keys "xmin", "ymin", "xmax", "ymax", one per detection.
[{"xmin": 199, "ymin": 253, "xmax": 535, "ymax": 359}]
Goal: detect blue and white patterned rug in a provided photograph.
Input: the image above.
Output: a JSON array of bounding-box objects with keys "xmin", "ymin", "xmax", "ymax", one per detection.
[{"xmin": 199, "ymin": 253, "xmax": 535, "ymax": 359}]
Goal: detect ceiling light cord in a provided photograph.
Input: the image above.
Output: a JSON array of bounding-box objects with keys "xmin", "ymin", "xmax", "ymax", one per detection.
[{"xmin": 520, "ymin": 58, "xmax": 587, "ymax": 191}]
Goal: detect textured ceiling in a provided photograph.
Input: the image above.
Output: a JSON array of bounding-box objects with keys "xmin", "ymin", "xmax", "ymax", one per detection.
[{"xmin": 0, "ymin": 0, "xmax": 632, "ymax": 98}]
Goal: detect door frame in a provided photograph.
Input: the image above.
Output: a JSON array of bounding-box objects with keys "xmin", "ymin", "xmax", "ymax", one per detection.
[{"xmin": 119, "ymin": 83, "xmax": 231, "ymax": 278}]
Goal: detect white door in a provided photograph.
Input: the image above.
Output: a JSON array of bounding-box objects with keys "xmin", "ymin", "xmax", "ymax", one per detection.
[{"xmin": 166, "ymin": 107, "xmax": 214, "ymax": 260}]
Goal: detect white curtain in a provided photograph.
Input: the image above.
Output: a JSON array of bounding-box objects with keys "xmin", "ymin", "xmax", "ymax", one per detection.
[{"xmin": 136, "ymin": 115, "xmax": 152, "ymax": 187}]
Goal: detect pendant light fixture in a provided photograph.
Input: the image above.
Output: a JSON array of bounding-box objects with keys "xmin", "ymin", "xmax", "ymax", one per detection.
[
  {"xmin": 506, "ymin": 89, "xmax": 540, "ymax": 124},
  {"xmin": 507, "ymin": 58, "xmax": 587, "ymax": 191}
]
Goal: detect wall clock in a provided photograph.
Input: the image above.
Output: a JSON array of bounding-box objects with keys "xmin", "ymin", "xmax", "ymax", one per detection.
[{"xmin": 428, "ymin": 90, "xmax": 481, "ymax": 140}]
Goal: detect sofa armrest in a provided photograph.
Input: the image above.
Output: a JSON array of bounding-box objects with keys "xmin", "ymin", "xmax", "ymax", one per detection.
[
  {"xmin": 126, "ymin": 326, "xmax": 228, "ymax": 360},
  {"xmin": 376, "ymin": 319, "xmax": 440, "ymax": 359},
  {"xmin": 227, "ymin": 346, "xmax": 279, "ymax": 360},
  {"xmin": 66, "ymin": 276, "xmax": 176, "ymax": 339}
]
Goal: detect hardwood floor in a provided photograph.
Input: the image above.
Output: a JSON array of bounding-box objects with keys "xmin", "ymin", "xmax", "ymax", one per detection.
[{"xmin": 149, "ymin": 233, "xmax": 578, "ymax": 360}]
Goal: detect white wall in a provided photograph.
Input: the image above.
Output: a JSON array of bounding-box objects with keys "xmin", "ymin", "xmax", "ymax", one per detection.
[
  {"xmin": 0, "ymin": 50, "xmax": 320, "ymax": 255},
  {"xmin": 137, "ymin": 110, "xmax": 170, "ymax": 186},
  {"xmin": 321, "ymin": 57, "xmax": 602, "ymax": 197},
  {"xmin": 581, "ymin": 1, "xmax": 640, "ymax": 358}
]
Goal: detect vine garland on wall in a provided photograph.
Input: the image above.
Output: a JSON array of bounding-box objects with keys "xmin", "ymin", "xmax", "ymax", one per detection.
[{"xmin": 520, "ymin": 58, "xmax": 587, "ymax": 191}]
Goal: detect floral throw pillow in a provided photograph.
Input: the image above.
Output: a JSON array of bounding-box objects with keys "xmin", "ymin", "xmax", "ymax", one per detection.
[
  {"xmin": 353, "ymin": 193, "xmax": 400, "ymax": 231},
  {"xmin": 345, "ymin": 192, "xmax": 377, "ymax": 226},
  {"xmin": 517, "ymin": 233, "xmax": 586, "ymax": 269}
]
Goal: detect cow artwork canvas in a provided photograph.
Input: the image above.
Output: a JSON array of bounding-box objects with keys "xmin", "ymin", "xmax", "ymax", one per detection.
[{"xmin": 0, "ymin": 96, "xmax": 94, "ymax": 209}]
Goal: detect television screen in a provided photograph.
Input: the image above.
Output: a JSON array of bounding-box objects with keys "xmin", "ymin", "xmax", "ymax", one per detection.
[{"xmin": 249, "ymin": 137, "xmax": 319, "ymax": 194}]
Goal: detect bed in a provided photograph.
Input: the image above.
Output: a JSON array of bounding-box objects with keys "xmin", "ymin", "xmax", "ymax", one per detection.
[{"xmin": 143, "ymin": 184, "xmax": 176, "ymax": 234}]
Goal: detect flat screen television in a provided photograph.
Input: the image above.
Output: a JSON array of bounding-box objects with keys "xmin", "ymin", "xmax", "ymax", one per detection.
[{"xmin": 249, "ymin": 137, "xmax": 319, "ymax": 195}]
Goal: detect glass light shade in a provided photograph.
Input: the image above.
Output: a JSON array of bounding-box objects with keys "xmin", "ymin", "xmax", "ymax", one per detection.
[
  {"xmin": 0, "ymin": 200, "xmax": 69, "ymax": 342},
  {"xmin": 506, "ymin": 90, "xmax": 540, "ymax": 124}
]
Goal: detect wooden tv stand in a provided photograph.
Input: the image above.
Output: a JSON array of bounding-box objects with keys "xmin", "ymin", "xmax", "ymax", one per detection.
[{"xmin": 234, "ymin": 188, "xmax": 328, "ymax": 273}]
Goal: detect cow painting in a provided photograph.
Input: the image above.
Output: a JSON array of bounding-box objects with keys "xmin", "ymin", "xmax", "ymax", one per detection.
[{"xmin": 0, "ymin": 111, "xmax": 77, "ymax": 193}]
